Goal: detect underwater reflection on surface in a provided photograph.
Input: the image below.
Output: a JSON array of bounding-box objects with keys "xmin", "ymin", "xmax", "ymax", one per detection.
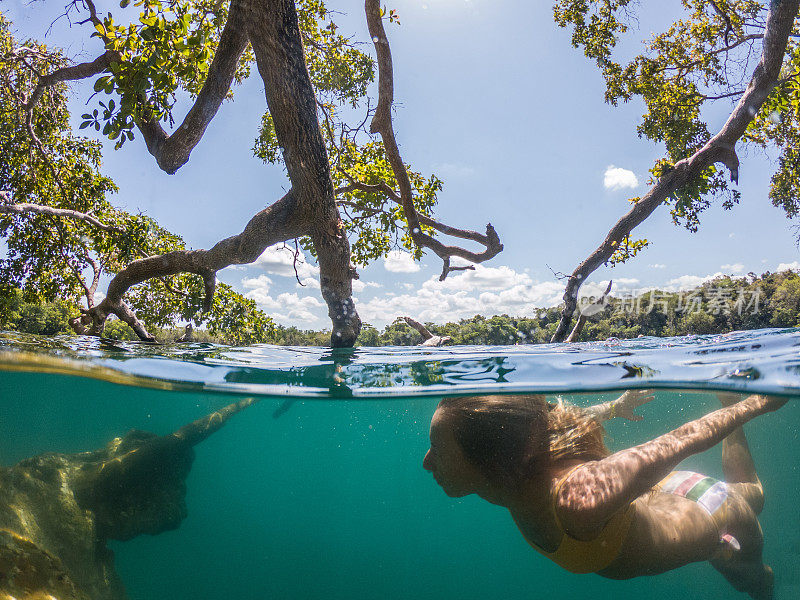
[{"xmin": 3, "ymin": 328, "xmax": 800, "ymax": 397}]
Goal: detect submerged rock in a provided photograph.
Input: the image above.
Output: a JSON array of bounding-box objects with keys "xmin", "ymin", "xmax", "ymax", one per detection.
[{"xmin": 0, "ymin": 397, "xmax": 258, "ymax": 599}]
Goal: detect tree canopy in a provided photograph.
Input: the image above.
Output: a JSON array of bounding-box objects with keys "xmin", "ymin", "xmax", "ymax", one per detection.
[
  {"xmin": 0, "ymin": 0, "xmax": 503, "ymax": 347},
  {"xmin": 6, "ymin": 270, "xmax": 798, "ymax": 346},
  {"xmin": 1, "ymin": 1, "xmax": 799, "ymax": 347},
  {"xmin": 549, "ymin": 0, "xmax": 800, "ymax": 341}
]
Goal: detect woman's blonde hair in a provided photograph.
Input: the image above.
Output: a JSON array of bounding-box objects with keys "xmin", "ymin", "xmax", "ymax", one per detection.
[{"xmin": 437, "ymin": 394, "xmax": 609, "ymax": 488}]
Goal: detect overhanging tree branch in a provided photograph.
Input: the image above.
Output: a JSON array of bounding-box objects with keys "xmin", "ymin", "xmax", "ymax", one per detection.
[
  {"xmin": 0, "ymin": 194, "xmax": 125, "ymax": 234},
  {"xmin": 137, "ymin": 1, "xmax": 250, "ymax": 174},
  {"xmin": 21, "ymin": 50, "xmax": 120, "ymax": 111},
  {"xmin": 364, "ymin": 0, "xmax": 503, "ymax": 281},
  {"xmin": 73, "ymin": 190, "xmax": 304, "ymax": 341},
  {"xmin": 336, "ymin": 177, "xmax": 500, "ymax": 245},
  {"xmin": 550, "ymin": 0, "xmax": 800, "ymax": 342}
]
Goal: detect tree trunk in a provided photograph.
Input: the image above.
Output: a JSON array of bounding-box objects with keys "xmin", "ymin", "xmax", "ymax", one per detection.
[{"xmin": 244, "ymin": 0, "xmax": 361, "ymax": 346}]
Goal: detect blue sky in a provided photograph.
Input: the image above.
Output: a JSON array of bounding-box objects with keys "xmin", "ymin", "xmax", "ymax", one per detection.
[{"xmin": 6, "ymin": 0, "xmax": 800, "ymax": 328}]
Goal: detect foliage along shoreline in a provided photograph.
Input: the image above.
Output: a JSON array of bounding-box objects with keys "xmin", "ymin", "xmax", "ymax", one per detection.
[{"xmin": 2, "ymin": 270, "xmax": 800, "ymax": 347}]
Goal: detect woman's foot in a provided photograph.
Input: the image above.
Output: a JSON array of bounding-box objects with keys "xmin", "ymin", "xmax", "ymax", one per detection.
[
  {"xmin": 750, "ymin": 565, "xmax": 774, "ymax": 600},
  {"xmin": 712, "ymin": 560, "xmax": 773, "ymax": 600}
]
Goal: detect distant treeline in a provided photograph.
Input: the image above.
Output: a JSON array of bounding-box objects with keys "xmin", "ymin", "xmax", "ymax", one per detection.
[{"xmin": 2, "ymin": 271, "xmax": 799, "ymax": 345}]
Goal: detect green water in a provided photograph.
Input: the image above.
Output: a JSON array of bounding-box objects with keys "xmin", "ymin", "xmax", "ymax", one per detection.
[{"xmin": 2, "ymin": 369, "xmax": 798, "ymax": 600}]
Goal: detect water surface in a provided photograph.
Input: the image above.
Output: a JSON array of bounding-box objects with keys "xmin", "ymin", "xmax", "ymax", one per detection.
[{"xmin": 1, "ymin": 328, "xmax": 798, "ymax": 599}]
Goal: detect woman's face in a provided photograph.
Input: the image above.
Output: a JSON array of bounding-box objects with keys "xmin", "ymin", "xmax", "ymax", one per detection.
[{"xmin": 423, "ymin": 407, "xmax": 484, "ymax": 497}]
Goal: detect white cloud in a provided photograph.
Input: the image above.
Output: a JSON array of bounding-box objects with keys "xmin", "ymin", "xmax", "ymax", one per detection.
[
  {"xmin": 241, "ymin": 272, "xmax": 326, "ymax": 325},
  {"xmin": 352, "ymin": 279, "xmax": 382, "ymax": 293},
  {"xmin": 356, "ymin": 264, "xmax": 573, "ymax": 326},
  {"xmin": 649, "ymin": 264, "xmax": 666, "ymax": 269},
  {"xmin": 384, "ymin": 250, "xmax": 421, "ymax": 273},
  {"xmin": 777, "ymin": 261, "xmax": 800, "ymax": 272},
  {"xmin": 242, "ymin": 274, "xmax": 273, "ymax": 296},
  {"xmin": 246, "ymin": 291, "xmax": 326, "ymax": 326},
  {"xmin": 720, "ymin": 263, "xmax": 745, "ymax": 273},
  {"xmin": 604, "ymin": 165, "xmax": 639, "ymax": 190},
  {"xmin": 662, "ymin": 273, "xmax": 724, "ymax": 291},
  {"xmin": 426, "ymin": 263, "xmax": 533, "ymax": 292},
  {"xmin": 254, "ymin": 244, "xmax": 319, "ymax": 287},
  {"xmin": 237, "ymin": 256, "xmax": 800, "ymax": 330}
]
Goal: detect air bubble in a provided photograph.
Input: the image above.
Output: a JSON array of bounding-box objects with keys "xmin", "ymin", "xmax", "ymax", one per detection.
[{"xmin": 372, "ymin": 36, "xmax": 379, "ymax": 43}]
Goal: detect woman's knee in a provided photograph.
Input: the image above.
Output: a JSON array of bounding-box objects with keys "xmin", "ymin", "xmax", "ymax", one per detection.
[{"xmin": 730, "ymin": 481, "xmax": 764, "ymax": 515}]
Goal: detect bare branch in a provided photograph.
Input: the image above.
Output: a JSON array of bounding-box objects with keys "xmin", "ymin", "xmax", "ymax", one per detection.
[
  {"xmin": 551, "ymin": 0, "xmax": 800, "ymax": 342},
  {"xmin": 0, "ymin": 198, "xmax": 125, "ymax": 233},
  {"xmin": 403, "ymin": 315, "xmax": 433, "ymax": 341},
  {"xmin": 75, "ymin": 190, "xmax": 306, "ymax": 340},
  {"xmin": 364, "ymin": 0, "xmax": 503, "ymax": 279},
  {"xmin": 336, "ymin": 176, "xmax": 501, "ymax": 255},
  {"xmin": 138, "ymin": 2, "xmax": 249, "ymax": 174},
  {"xmin": 403, "ymin": 316, "xmax": 451, "ymax": 346},
  {"xmin": 566, "ymin": 280, "xmax": 613, "ymax": 343},
  {"xmin": 22, "ymin": 50, "xmax": 120, "ymax": 111}
]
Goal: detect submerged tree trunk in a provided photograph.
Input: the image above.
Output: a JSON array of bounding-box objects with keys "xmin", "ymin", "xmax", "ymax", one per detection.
[{"xmin": 0, "ymin": 398, "xmax": 258, "ymax": 600}]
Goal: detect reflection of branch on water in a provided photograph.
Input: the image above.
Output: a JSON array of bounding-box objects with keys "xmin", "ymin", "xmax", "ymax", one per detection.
[
  {"xmin": 0, "ymin": 397, "xmax": 259, "ymax": 600},
  {"xmin": 616, "ymin": 362, "xmax": 658, "ymax": 379},
  {"xmin": 273, "ymin": 398, "xmax": 296, "ymax": 419}
]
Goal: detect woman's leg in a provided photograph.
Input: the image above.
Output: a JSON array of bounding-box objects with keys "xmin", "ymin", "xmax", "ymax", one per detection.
[
  {"xmin": 708, "ymin": 499, "xmax": 772, "ymax": 600},
  {"xmin": 716, "ymin": 393, "xmax": 764, "ymax": 513},
  {"xmin": 712, "ymin": 393, "xmax": 772, "ymax": 599}
]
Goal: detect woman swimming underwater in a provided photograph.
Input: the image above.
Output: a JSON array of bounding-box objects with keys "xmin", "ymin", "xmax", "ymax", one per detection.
[{"xmin": 422, "ymin": 391, "xmax": 785, "ymax": 599}]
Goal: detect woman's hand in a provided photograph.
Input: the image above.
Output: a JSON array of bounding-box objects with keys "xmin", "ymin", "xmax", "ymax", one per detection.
[
  {"xmin": 612, "ymin": 389, "xmax": 655, "ymax": 421},
  {"xmin": 584, "ymin": 389, "xmax": 654, "ymax": 422}
]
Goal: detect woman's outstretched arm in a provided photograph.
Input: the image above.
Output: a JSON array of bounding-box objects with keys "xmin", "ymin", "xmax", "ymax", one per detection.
[
  {"xmin": 584, "ymin": 389, "xmax": 654, "ymax": 422},
  {"xmin": 555, "ymin": 394, "xmax": 786, "ymax": 539}
]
